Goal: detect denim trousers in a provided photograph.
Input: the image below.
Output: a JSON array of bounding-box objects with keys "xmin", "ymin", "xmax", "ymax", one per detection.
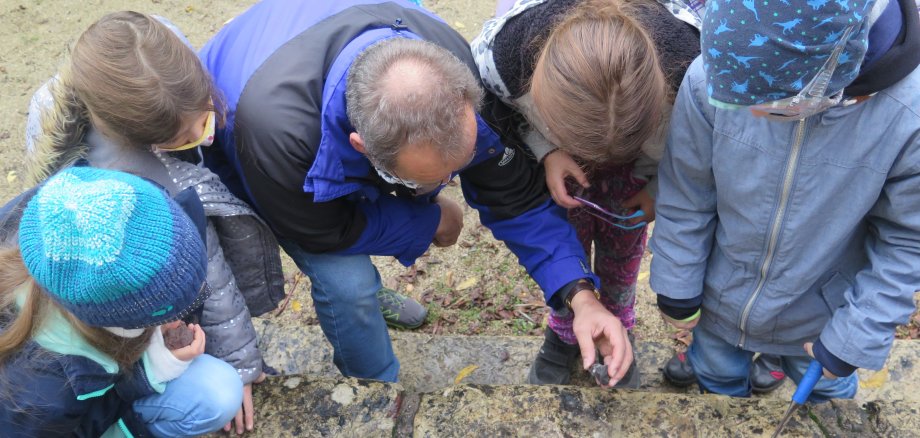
[
  {"xmin": 688, "ymin": 324, "xmax": 858, "ymax": 401},
  {"xmin": 103, "ymin": 354, "xmax": 242, "ymax": 438},
  {"xmin": 280, "ymin": 240, "xmax": 400, "ymax": 381}
]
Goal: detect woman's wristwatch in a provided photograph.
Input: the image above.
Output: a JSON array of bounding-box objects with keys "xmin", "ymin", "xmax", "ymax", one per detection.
[{"xmin": 565, "ymin": 280, "xmax": 601, "ymax": 310}]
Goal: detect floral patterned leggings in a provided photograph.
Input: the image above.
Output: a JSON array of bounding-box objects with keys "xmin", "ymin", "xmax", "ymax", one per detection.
[{"xmin": 548, "ymin": 162, "xmax": 648, "ymax": 345}]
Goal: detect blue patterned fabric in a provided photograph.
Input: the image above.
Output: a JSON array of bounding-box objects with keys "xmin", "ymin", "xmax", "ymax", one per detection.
[
  {"xmin": 702, "ymin": 0, "xmax": 875, "ymax": 106},
  {"xmin": 18, "ymin": 167, "xmax": 208, "ymax": 329}
]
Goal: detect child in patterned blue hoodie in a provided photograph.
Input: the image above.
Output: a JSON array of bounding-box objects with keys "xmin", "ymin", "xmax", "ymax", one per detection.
[{"xmin": 650, "ymin": 0, "xmax": 920, "ymax": 399}]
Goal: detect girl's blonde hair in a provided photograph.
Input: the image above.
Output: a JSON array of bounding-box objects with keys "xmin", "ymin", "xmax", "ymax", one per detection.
[
  {"xmin": 531, "ymin": 0, "xmax": 667, "ymax": 164},
  {"xmin": 0, "ymin": 246, "xmax": 152, "ymax": 371},
  {"xmin": 27, "ymin": 11, "xmax": 222, "ymax": 184}
]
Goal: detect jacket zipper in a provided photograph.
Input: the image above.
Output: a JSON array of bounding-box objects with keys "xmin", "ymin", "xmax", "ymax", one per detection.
[{"xmin": 738, "ymin": 119, "xmax": 807, "ymax": 347}]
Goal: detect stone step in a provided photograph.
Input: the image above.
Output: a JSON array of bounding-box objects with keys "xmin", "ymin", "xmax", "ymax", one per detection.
[
  {"xmin": 255, "ymin": 320, "xmax": 920, "ymax": 403},
  {"xmin": 229, "ymin": 376, "xmax": 920, "ymax": 437}
]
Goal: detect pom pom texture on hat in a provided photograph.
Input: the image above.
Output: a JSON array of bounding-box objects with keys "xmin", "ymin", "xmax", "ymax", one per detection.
[{"xmin": 18, "ymin": 167, "xmax": 208, "ymax": 329}]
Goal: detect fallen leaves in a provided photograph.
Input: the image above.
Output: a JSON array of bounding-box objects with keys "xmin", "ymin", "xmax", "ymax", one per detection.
[
  {"xmin": 454, "ymin": 365, "xmax": 477, "ymax": 384},
  {"xmin": 859, "ymin": 367, "xmax": 889, "ymax": 389},
  {"xmin": 456, "ymin": 277, "xmax": 478, "ymax": 291}
]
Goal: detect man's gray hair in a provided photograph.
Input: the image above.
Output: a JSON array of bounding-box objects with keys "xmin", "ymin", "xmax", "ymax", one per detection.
[{"xmin": 346, "ymin": 38, "xmax": 483, "ymax": 171}]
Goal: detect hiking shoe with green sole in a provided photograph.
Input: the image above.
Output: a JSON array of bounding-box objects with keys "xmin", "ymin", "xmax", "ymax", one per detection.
[{"xmin": 377, "ymin": 287, "xmax": 427, "ymax": 329}]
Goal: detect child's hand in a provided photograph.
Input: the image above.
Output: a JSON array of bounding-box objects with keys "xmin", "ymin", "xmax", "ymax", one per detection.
[
  {"xmin": 544, "ymin": 150, "xmax": 589, "ymax": 209},
  {"xmin": 224, "ymin": 373, "xmax": 268, "ymax": 434},
  {"xmin": 622, "ymin": 189, "xmax": 656, "ymax": 224},
  {"xmin": 803, "ymin": 342, "xmax": 840, "ymax": 379},
  {"xmin": 164, "ymin": 322, "xmax": 206, "ymax": 361}
]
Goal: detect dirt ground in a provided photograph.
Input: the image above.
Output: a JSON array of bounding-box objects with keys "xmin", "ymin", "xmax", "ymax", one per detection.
[{"xmin": 0, "ymin": 0, "xmax": 914, "ymax": 348}]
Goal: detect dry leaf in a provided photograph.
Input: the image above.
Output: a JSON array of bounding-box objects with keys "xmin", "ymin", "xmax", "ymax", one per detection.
[
  {"xmin": 674, "ymin": 329, "xmax": 693, "ymax": 347},
  {"xmin": 6, "ymin": 171, "xmax": 16, "ymax": 184},
  {"xmin": 859, "ymin": 367, "xmax": 889, "ymax": 389},
  {"xmin": 456, "ymin": 277, "xmax": 478, "ymax": 291},
  {"xmin": 454, "ymin": 365, "xmax": 478, "ymax": 384},
  {"xmin": 453, "ymin": 21, "xmax": 466, "ymax": 29},
  {"xmin": 445, "ymin": 270, "xmax": 455, "ymax": 288},
  {"xmin": 637, "ymin": 271, "xmax": 649, "ymax": 282}
]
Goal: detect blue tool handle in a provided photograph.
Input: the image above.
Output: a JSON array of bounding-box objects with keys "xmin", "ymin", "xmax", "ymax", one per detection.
[{"xmin": 792, "ymin": 360, "xmax": 823, "ymax": 404}]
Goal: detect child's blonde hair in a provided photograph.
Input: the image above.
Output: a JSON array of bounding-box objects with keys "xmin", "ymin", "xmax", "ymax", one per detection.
[
  {"xmin": 531, "ymin": 0, "xmax": 667, "ymax": 164},
  {"xmin": 27, "ymin": 11, "xmax": 221, "ymax": 184},
  {"xmin": 0, "ymin": 246, "xmax": 152, "ymax": 371}
]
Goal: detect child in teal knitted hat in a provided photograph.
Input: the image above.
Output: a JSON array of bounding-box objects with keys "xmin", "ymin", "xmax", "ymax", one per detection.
[{"xmin": 0, "ymin": 167, "xmax": 242, "ymax": 437}]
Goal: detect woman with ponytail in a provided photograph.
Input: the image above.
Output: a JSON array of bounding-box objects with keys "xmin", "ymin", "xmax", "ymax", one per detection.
[{"xmin": 474, "ymin": 0, "xmax": 717, "ymax": 388}]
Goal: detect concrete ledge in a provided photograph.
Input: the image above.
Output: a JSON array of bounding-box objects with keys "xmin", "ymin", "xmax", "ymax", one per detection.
[
  {"xmin": 413, "ymin": 384, "xmax": 919, "ymax": 437},
  {"xmin": 216, "ymin": 376, "xmax": 920, "ymax": 437},
  {"xmin": 244, "ymin": 377, "xmax": 400, "ymax": 437},
  {"xmin": 256, "ymin": 320, "xmax": 920, "ymax": 402}
]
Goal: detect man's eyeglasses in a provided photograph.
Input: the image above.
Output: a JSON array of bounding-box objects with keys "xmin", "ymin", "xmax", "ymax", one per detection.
[
  {"xmin": 749, "ymin": 25, "xmax": 855, "ymax": 121},
  {"xmin": 573, "ymin": 196, "xmax": 646, "ymax": 230},
  {"xmin": 374, "ymin": 165, "xmax": 450, "ymax": 195}
]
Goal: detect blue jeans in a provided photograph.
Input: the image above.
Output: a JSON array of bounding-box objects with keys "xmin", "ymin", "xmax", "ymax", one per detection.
[
  {"xmin": 688, "ymin": 324, "xmax": 858, "ymax": 401},
  {"xmin": 128, "ymin": 354, "xmax": 242, "ymax": 437},
  {"xmin": 280, "ymin": 240, "xmax": 400, "ymax": 381}
]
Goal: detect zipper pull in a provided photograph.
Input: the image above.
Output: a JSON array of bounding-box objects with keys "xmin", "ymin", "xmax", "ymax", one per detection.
[{"xmin": 392, "ymin": 18, "xmax": 408, "ymax": 31}]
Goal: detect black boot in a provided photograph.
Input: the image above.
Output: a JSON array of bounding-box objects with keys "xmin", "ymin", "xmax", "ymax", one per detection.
[
  {"xmin": 663, "ymin": 351, "xmax": 696, "ymax": 387},
  {"xmin": 612, "ymin": 332, "xmax": 641, "ymax": 389},
  {"xmin": 528, "ymin": 328, "xmax": 580, "ymax": 385},
  {"xmin": 751, "ymin": 354, "xmax": 786, "ymax": 393},
  {"xmin": 663, "ymin": 351, "xmax": 789, "ymax": 391}
]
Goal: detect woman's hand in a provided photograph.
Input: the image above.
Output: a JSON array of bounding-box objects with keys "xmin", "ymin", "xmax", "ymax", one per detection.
[{"xmin": 544, "ymin": 150, "xmax": 589, "ymax": 209}]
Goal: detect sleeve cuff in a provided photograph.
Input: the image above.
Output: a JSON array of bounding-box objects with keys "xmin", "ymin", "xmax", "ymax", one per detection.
[
  {"xmin": 531, "ymin": 255, "xmax": 600, "ymax": 306},
  {"xmin": 396, "ymin": 202, "xmax": 441, "ymax": 266},
  {"xmin": 547, "ymin": 279, "xmax": 581, "ymax": 311},
  {"xmin": 813, "ymin": 339, "xmax": 858, "ymax": 377},
  {"xmin": 657, "ymin": 294, "xmax": 703, "ymax": 320},
  {"xmin": 143, "ymin": 327, "xmax": 193, "ymax": 391}
]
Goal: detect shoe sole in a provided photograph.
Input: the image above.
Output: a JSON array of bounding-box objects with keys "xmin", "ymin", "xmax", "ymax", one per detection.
[
  {"xmin": 662, "ymin": 373, "xmax": 697, "ymax": 387},
  {"xmin": 751, "ymin": 381, "xmax": 785, "ymax": 394},
  {"xmin": 384, "ymin": 319, "xmax": 425, "ymax": 330}
]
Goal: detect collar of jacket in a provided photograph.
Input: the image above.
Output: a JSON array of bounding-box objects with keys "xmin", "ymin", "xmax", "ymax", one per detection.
[
  {"xmin": 304, "ymin": 27, "xmax": 423, "ymax": 203},
  {"xmin": 845, "ymin": 0, "xmax": 920, "ymax": 96}
]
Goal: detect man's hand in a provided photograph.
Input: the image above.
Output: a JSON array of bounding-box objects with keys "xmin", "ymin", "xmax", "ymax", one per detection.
[
  {"xmin": 433, "ymin": 196, "xmax": 463, "ymax": 247},
  {"xmin": 804, "ymin": 342, "xmax": 840, "ymax": 379},
  {"xmin": 543, "ymin": 150, "xmax": 589, "ymax": 209},
  {"xmin": 659, "ymin": 309, "xmax": 700, "ymax": 331},
  {"xmin": 570, "ymin": 291, "xmax": 633, "ymax": 387},
  {"xmin": 622, "ymin": 189, "xmax": 656, "ymax": 224},
  {"xmin": 224, "ymin": 372, "xmax": 267, "ymax": 435}
]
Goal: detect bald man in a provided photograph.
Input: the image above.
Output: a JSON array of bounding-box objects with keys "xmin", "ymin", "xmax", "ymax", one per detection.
[{"xmin": 200, "ymin": 0, "xmax": 632, "ymax": 384}]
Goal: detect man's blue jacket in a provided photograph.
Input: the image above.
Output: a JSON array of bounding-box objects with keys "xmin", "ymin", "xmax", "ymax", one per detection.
[{"xmin": 199, "ymin": 0, "xmax": 598, "ymax": 303}]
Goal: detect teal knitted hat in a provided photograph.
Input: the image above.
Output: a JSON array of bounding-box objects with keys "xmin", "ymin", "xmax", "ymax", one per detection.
[{"xmin": 18, "ymin": 167, "xmax": 209, "ymax": 329}]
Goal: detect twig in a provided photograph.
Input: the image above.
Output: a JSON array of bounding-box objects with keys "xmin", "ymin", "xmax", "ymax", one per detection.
[
  {"xmin": 275, "ymin": 272, "xmax": 304, "ymax": 316},
  {"xmin": 515, "ymin": 309, "xmax": 537, "ymax": 325}
]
